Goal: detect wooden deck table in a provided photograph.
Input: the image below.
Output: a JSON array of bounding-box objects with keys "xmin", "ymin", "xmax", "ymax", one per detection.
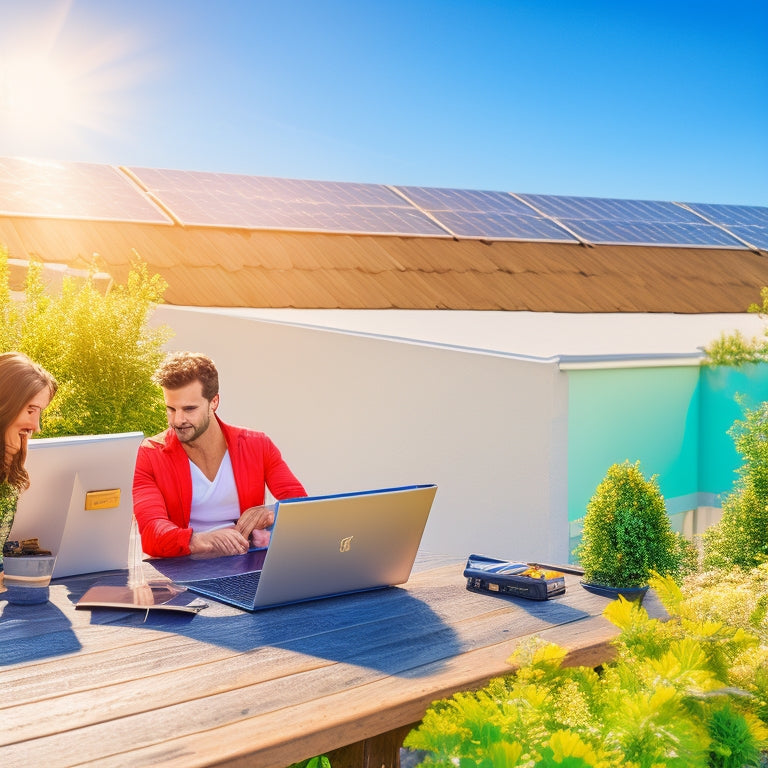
[{"xmin": 0, "ymin": 555, "xmax": 665, "ymax": 768}]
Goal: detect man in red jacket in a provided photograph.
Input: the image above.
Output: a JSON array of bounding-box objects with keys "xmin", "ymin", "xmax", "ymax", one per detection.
[{"xmin": 133, "ymin": 352, "xmax": 306, "ymax": 558}]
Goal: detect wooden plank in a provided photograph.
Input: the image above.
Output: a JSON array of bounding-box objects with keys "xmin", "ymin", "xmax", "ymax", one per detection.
[
  {"xmin": 0, "ymin": 614, "xmax": 617, "ymax": 768},
  {"xmin": 1, "ymin": 622, "xmax": 619, "ymax": 761},
  {"xmin": 1, "ymin": 593, "xmax": 586, "ymax": 746}
]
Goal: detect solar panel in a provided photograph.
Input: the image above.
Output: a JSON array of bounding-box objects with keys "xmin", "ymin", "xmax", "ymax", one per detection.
[
  {"xmin": 3, "ymin": 155, "xmax": 764, "ymax": 251},
  {"xmin": 395, "ymin": 186, "xmax": 578, "ymax": 242},
  {"xmin": 0, "ymin": 157, "xmax": 172, "ymax": 224},
  {"xmin": 683, "ymin": 203, "xmax": 768, "ymax": 251},
  {"xmin": 126, "ymin": 167, "xmax": 449, "ymax": 236},
  {"xmin": 517, "ymin": 194, "xmax": 748, "ymax": 248}
]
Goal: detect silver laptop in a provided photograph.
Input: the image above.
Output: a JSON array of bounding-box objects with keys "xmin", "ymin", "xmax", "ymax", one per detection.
[
  {"xmin": 9, "ymin": 432, "xmax": 144, "ymax": 578},
  {"xmin": 150, "ymin": 484, "xmax": 437, "ymax": 611}
]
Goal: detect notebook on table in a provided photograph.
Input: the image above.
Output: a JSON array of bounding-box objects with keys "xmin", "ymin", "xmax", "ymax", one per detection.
[
  {"xmin": 75, "ymin": 518, "xmax": 211, "ymax": 614},
  {"xmin": 75, "ymin": 576, "xmax": 210, "ymax": 614},
  {"xmin": 148, "ymin": 483, "xmax": 438, "ymax": 612}
]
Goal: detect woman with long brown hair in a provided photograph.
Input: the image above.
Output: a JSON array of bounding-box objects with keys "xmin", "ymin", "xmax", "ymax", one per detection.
[{"xmin": 0, "ymin": 352, "xmax": 58, "ymax": 583}]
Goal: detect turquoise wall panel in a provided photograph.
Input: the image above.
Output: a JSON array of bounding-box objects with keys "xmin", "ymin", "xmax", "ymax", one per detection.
[
  {"xmin": 568, "ymin": 367, "xmax": 700, "ymax": 524},
  {"xmin": 568, "ymin": 362, "xmax": 768, "ymax": 526},
  {"xmin": 699, "ymin": 364, "xmax": 768, "ymax": 497}
]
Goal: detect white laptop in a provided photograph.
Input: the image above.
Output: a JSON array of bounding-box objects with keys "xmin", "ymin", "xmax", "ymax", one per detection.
[
  {"xmin": 149, "ymin": 484, "xmax": 437, "ymax": 611},
  {"xmin": 9, "ymin": 432, "xmax": 144, "ymax": 578}
]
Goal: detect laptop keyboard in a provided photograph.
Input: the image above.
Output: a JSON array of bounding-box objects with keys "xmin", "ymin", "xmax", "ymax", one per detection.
[{"xmin": 187, "ymin": 571, "xmax": 261, "ymax": 604}]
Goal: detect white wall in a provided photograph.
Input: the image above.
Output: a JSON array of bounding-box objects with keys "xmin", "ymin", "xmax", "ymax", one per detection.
[{"xmin": 152, "ymin": 306, "xmax": 570, "ymax": 562}]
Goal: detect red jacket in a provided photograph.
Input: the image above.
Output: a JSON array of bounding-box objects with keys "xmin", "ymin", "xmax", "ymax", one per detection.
[{"xmin": 133, "ymin": 417, "xmax": 306, "ymax": 557}]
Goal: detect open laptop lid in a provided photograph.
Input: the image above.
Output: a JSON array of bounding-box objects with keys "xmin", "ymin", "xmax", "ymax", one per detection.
[
  {"xmin": 10, "ymin": 432, "xmax": 144, "ymax": 578},
  {"xmin": 252, "ymin": 483, "xmax": 437, "ymax": 608}
]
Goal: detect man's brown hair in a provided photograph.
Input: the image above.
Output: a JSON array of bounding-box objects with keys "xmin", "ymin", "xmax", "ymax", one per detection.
[{"xmin": 153, "ymin": 352, "xmax": 219, "ymax": 401}]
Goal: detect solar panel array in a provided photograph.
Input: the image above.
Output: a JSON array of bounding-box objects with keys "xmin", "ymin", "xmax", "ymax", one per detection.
[
  {"xmin": 683, "ymin": 202, "xmax": 768, "ymax": 252},
  {"xmin": 0, "ymin": 156, "xmax": 765, "ymax": 251},
  {"xmin": 395, "ymin": 186, "xmax": 577, "ymax": 242},
  {"xmin": 127, "ymin": 167, "xmax": 449, "ymax": 237},
  {"xmin": 0, "ymin": 157, "xmax": 172, "ymax": 224},
  {"xmin": 517, "ymin": 194, "xmax": 747, "ymax": 248}
]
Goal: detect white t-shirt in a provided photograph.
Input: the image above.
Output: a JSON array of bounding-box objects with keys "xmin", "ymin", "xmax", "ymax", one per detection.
[{"xmin": 188, "ymin": 450, "xmax": 240, "ymax": 532}]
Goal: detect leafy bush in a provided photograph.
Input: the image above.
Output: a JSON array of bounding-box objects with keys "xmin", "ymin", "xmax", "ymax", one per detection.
[
  {"xmin": 0, "ymin": 246, "xmax": 171, "ymax": 437},
  {"xmin": 574, "ymin": 461, "xmax": 696, "ymax": 589},
  {"xmin": 405, "ymin": 569, "xmax": 768, "ymax": 768},
  {"xmin": 703, "ymin": 404, "xmax": 768, "ymax": 570},
  {"xmin": 683, "ymin": 565, "xmax": 768, "ymax": 646},
  {"xmin": 704, "ymin": 288, "xmax": 768, "ymax": 365}
]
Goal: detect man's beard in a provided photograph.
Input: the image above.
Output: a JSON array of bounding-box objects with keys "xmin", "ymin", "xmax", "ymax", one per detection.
[{"xmin": 173, "ymin": 414, "xmax": 210, "ymax": 444}]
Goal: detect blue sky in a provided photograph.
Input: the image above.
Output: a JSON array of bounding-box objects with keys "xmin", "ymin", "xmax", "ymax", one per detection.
[{"xmin": 0, "ymin": 0, "xmax": 766, "ymax": 206}]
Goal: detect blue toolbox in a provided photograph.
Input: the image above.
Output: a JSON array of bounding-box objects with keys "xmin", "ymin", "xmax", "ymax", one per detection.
[{"xmin": 463, "ymin": 554, "xmax": 567, "ymax": 600}]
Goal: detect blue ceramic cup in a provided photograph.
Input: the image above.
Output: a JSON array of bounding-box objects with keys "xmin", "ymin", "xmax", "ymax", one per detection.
[{"xmin": 2, "ymin": 555, "xmax": 56, "ymax": 605}]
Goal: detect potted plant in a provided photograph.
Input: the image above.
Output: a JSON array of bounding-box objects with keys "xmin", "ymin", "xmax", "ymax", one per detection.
[{"xmin": 573, "ymin": 460, "xmax": 694, "ymax": 601}]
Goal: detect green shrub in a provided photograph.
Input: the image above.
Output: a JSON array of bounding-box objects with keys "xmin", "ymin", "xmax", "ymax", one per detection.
[
  {"xmin": 704, "ymin": 287, "xmax": 768, "ymax": 366},
  {"xmin": 0, "ymin": 246, "xmax": 172, "ymax": 437},
  {"xmin": 405, "ymin": 569, "xmax": 768, "ymax": 768},
  {"xmin": 706, "ymin": 331, "xmax": 768, "ymax": 367},
  {"xmin": 573, "ymin": 461, "xmax": 696, "ymax": 589},
  {"xmin": 703, "ymin": 404, "xmax": 768, "ymax": 570}
]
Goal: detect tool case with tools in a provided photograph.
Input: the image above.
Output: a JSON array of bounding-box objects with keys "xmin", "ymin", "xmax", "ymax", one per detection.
[{"xmin": 463, "ymin": 553, "xmax": 567, "ymax": 600}]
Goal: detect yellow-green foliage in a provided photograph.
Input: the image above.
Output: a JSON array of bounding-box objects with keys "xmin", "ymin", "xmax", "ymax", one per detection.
[
  {"xmin": 0, "ymin": 247, "xmax": 172, "ymax": 437},
  {"xmin": 405, "ymin": 569, "xmax": 768, "ymax": 768},
  {"xmin": 704, "ymin": 287, "xmax": 768, "ymax": 366},
  {"xmin": 683, "ymin": 566, "xmax": 768, "ymax": 644},
  {"xmin": 677, "ymin": 566, "xmax": 768, "ymax": 725}
]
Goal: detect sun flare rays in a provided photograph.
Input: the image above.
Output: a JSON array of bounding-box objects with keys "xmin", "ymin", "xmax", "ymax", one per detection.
[{"xmin": 0, "ymin": 0, "xmax": 153, "ymax": 153}]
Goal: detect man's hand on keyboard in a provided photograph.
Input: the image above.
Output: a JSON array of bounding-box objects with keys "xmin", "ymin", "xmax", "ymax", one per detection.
[
  {"xmin": 189, "ymin": 527, "xmax": 249, "ymax": 556},
  {"xmin": 235, "ymin": 504, "xmax": 275, "ymax": 540}
]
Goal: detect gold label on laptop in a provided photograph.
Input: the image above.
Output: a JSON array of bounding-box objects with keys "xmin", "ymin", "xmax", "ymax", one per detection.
[{"xmin": 85, "ymin": 489, "xmax": 121, "ymax": 510}]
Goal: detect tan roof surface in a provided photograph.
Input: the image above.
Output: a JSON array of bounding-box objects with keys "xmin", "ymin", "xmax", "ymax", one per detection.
[{"xmin": 1, "ymin": 216, "xmax": 766, "ymax": 312}]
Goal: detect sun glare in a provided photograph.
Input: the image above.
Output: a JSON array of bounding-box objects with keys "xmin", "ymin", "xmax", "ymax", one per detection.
[
  {"xmin": 0, "ymin": 2, "xmax": 151, "ymax": 152},
  {"xmin": 1, "ymin": 55, "xmax": 82, "ymax": 133}
]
